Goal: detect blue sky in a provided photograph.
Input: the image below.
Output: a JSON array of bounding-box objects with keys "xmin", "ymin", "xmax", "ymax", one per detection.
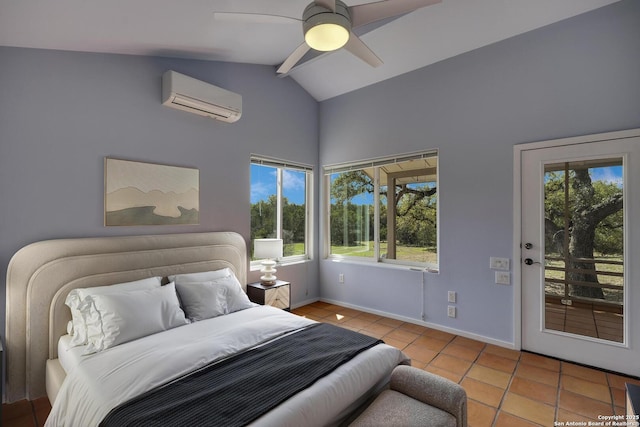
[
  {"xmin": 545, "ymin": 165, "xmax": 623, "ymax": 187},
  {"xmin": 250, "ymin": 164, "xmax": 306, "ymax": 205},
  {"xmin": 591, "ymin": 165, "xmax": 623, "ymax": 187}
]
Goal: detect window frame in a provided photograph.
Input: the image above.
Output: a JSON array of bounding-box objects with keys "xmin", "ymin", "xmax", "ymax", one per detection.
[
  {"xmin": 250, "ymin": 155, "xmax": 313, "ymax": 269},
  {"xmin": 323, "ymin": 150, "xmax": 439, "ymax": 271}
]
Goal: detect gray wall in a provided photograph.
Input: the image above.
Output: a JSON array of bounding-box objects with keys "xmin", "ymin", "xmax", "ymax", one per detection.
[
  {"xmin": 0, "ymin": 48, "xmax": 321, "ymax": 337},
  {"xmin": 318, "ymin": 0, "xmax": 640, "ymax": 345}
]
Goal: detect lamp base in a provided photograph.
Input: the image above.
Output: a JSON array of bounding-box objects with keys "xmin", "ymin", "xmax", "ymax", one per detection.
[{"xmin": 260, "ymin": 259, "xmax": 277, "ymax": 285}]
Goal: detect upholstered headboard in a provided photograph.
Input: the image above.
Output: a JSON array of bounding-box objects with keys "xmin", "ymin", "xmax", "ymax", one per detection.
[{"xmin": 5, "ymin": 231, "xmax": 247, "ymax": 402}]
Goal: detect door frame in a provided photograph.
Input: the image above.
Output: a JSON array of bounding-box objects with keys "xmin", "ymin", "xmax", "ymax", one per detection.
[{"xmin": 512, "ymin": 128, "xmax": 640, "ymax": 350}]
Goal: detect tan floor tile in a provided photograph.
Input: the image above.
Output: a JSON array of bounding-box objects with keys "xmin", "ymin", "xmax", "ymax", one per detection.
[
  {"xmin": 467, "ymin": 399, "xmax": 497, "ymax": 427},
  {"xmin": 508, "ymin": 376, "xmax": 558, "ymax": 406},
  {"xmin": 302, "ymin": 306, "xmax": 335, "ymax": 318},
  {"xmin": 375, "ymin": 317, "xmax": 404, "ymax": 328},
  {"xmin": 383, "ymin": 328, "xmax": 420, "ymax": 344},
  {"xmin": 452, "ymin": 336, "xmax": 486, "ymax": 351},
  {"xmin": 561, "ymin": 362, "xmax": 608, "ymax": 384},
  {"xmin": 431, "ymin": 353, "xmax": 473, "ymax": 376},
  {"xmin": 520, "ymin": 352, "xmax": 560, "ymax": 372},
  {"xmin": 558, "ymin": 389, "xmax": 614, "ymax": 420},
  {"xmin": 556, "ymin": 408, "xmax": 598, "ymax": 423},
  {"xmin": 360, "ymin": 322, "xmax": 395, "ymax": 337},
  {"xmin": 501, "ymin": 392, "xmax": 556, "ymax": 426},
  {"xmin": 476, "ymin": 352, "xmax": 517, "ymax": 374},
  {"xmin": 483, "ymin": 344, "xmax": 521, "ymax": 361},
  {"xmin": 358, "ymin": 328, "xmax": 386, "ymax": 339},
  {"xmin": 466, "ymin": 364, "xmax": 512, "ymax": 389},
  {"xmin": 422, "ymin": 327, "xmax": 456, "ymax": 342},
  {"xmin": 424, "ymin": 365, "xmax": 464, "ymax": 384},
  {"xmin": 561, "ymin": 374, "xmax": 611, "ymax": 403},
  {"xmin": 515, "ymin": 363, "xmax": 560, "ymax": 387},
  {"xmin": 341, "ymin": 316, "xmax": 375, "ymax": 330},
  {"xmin": 611, "ymin": 386, "xmax": 626, "ymax": 408},
  {"xmin": 461, "ymin": 377, "xmax": 505, "ymax": 408},
  {"xmin": 355, "ymin": 312, "xmax": 382, "ymax": 322},
  {"xmin": 402, "ymin": 343, "xmax": 439, "ymax": 365},
  {"xmin": 382, "ymin": 337, "xmax": 409, "ymax": 350},
  {"xmin": 441, "ymin": 343, "xmax": 482, "ymax": 362},
  {"xmin": 608, "ymin": 372, "xmax": 640, "ymax": 389},
  {"xmin": 398, "ymin": 322, "xmax": 428, "ymax": 334},
  {"xmin": 494, "ymin": 411, "xmax": 543, "ymax": 427},
  {"xmin": 413, "ymin": 335, "xmax": 450, "ymax": 352},
  {"xmin": 331, "ymin": 307, "xmax": 362, "ymax": 317}
]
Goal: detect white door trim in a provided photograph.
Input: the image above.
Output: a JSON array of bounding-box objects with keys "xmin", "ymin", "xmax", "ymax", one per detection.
[{"xmin": 512, "ymin": 128, "xmax": 640, "ymax": 351}]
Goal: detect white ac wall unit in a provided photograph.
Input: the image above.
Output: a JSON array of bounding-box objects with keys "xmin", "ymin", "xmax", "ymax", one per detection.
[{"xmin": 162, "ymin": 70, "xmax": 242, "ymax": 123}]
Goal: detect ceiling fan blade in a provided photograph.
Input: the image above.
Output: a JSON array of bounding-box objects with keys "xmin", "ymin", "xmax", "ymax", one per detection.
[
  {"xmin": 349, "ymin": 0, "xmax": 441, "ymax": 28},
  {"xmin": 315, "ymin": 0, "xmax": 336, "ymax": 12},
  {"xmin": 277, "ymin": 42, "xmax": 312, "ymax": 74},
  {"xmin": 344, "ymin": 32, "xmax": 383, "ymax": 68},
  {"xmin": 213, "ymin": 12, "xmax": 300, "ymax": 24}
]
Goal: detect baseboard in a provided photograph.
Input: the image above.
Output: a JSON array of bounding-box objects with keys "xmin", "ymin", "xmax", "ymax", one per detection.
[{"xmin": 319, "ymin": 297, "xmax": 517, "ymax": 350}]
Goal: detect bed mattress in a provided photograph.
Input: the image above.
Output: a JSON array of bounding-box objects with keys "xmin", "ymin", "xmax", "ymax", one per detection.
[{"xmin": 46, "ymin": 305, "xmax": 408, "ymax": 426}]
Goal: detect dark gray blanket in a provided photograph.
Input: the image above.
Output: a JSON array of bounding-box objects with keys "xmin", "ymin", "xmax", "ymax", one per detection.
[{"xmin": 100, "ymin": 322, "xmax": 383, "ymax": 427}]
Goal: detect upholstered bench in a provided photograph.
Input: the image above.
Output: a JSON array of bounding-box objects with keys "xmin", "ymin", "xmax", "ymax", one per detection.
[{"xmin": 350, "ymin": 365, "xmax": 467, "ymax": 427}]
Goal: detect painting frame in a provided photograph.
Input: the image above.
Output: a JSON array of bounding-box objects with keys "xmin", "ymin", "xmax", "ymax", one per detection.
[{"xmin": 104, "ymin": 157, "xmax": 200, "ymax": 226}]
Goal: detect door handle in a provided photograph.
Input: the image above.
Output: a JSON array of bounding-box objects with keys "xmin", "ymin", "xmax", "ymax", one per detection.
[{"xmin": 524, "ymin": 258, "xmax": 541, "ymax": 265}]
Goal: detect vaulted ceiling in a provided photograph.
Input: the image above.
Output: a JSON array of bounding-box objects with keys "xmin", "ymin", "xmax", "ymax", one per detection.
[{"xmin": 0, "ymin": 0, "xmax": 620, "ymax": 100}]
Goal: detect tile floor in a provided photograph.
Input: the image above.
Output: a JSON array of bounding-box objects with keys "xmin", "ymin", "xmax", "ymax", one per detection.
[{"xmin": 3, "ymin": 301, "xmax": 639, "ymax": 427}]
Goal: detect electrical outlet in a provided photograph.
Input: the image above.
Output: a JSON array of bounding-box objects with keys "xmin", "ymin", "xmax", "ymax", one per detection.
[
  {"xmin": 495, "ymin": 271, "xmax": 511, "ymax": 285},
  {"xmin": 490, "ymin": 257, "xmax": 510, "ymax": 270},
  {"xmin": 448, "ymin": 291, "xmax": 456, "ymax": 303},
  {"xmin": 447, "ymin": 306, "xmax": 456, "ymax": 318},
  {"xmin": 338, "ymin": 273, "xmax": 344, "ymax": 283}
]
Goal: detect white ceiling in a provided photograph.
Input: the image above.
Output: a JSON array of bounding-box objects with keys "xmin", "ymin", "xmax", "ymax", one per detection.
[{"xmin": 0, "ymin": 0, "xmax": 620, "ymax": 101}]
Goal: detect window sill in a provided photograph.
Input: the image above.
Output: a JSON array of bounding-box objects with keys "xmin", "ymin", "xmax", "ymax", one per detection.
[{"xmin": 250, "ymin": 257, "xmax": 312, "ymax": 272}]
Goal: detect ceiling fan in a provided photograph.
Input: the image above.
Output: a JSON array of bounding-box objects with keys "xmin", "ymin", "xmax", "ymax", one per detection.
[{"xmin": 216, "ymin": 0, "xmax": 442, "ymax": 74}]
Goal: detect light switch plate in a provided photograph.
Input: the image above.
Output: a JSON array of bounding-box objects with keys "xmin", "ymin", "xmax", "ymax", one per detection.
[
  {"xmin": 448, "ymin": 291, "xmax": 456, "ymax": 303},
  {"xmin": 447, "ymin": 306, "xmax": 456, "ymax": 318},
  {"xmin": 490, "ymin": 257, "xmax": 510, "ymax": 270},
  {"xmin": 495, "ymin": 271, "xmax": 511, "ymax": 285}
]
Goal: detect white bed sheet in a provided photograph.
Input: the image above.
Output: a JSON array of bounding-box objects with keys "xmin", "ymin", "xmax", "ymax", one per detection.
[
  {"xmin": 56, "ymin": 335, "xmax": 86, "ymax": 374},
  {"xmin": 46, "ymin": 305, "xmax": 407, "ymax": 427}
]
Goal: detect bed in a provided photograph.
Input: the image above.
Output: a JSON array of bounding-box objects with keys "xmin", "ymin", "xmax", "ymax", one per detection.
[{"xmin": 5, "ymin": 231, "xmax": 408, "ymax": 426}]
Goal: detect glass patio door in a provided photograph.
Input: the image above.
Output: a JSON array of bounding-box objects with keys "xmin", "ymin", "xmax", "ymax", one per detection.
[{"xmin": 520, "ymin": 134, "xmax": 639, "ymax": 376}]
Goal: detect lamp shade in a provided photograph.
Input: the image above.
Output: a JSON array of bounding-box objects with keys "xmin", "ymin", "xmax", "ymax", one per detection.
[{"xmin": 254, "ymin": 238, "xmax": 283, "ymax": 260}]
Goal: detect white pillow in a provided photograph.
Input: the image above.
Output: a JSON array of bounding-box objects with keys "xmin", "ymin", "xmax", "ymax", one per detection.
[
  {"xmin": 168, "ymin": 268, "xmax": 233, "ymax": 284},
  {"xmin": 84, "ymin": 282, "xmax": 187, "ymax": 354},
  {"xmin": 65, "ymin": 277, "xmax": 162, "ymax": 347},
  {"xmin": 175, "ymin": 274, "xmax": 255, "ymax": 321}
]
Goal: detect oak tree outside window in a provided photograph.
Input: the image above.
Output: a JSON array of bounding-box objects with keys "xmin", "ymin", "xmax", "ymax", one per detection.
[
  {"xmin": 325, "ymin": 151, "xmax": 438, "ymax": 269},
  {"xmin": 250, "ymin": 156, "xmax": 312, "ymax": 263}
]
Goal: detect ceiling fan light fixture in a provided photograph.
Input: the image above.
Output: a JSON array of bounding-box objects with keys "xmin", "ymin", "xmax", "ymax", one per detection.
[
  {"xmin": 303, "ymin": 1, "xmax": 351, "ymax": 52},
  {"xmin": 305, "ymin": 23, "xmax": 349, "ymax": 51}
]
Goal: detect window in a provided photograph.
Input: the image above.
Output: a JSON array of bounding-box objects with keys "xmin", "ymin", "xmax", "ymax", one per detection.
[
  {"xmin": 325, "ymin": 151, "xmax": 438, "ymax": 269},
  {"xmin": 250, "ymin": 156, "xmax": 312, "ymax": 263}
]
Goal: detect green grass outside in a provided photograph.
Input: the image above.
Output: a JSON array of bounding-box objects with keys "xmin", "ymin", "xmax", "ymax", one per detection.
[{"xmin": 544, "ymin": 253, "xmax": 623, "ymax": 303}]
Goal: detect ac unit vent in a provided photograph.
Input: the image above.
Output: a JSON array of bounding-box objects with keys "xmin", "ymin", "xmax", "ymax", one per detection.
[{"xmin": 162, "ymin": 71, "xmax": 242, "ymax": 123}]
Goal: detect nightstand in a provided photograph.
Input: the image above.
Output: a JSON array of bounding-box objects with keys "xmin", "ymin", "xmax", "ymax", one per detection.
[{"xmin": 247, "ymin": 280, "xmax": 290, "ymax": 311}]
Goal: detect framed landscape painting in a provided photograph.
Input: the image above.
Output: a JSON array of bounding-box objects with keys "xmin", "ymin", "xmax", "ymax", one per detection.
[{"xmin": 105, "ymin": 158, "xmax": 199, "ymax": 226}]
